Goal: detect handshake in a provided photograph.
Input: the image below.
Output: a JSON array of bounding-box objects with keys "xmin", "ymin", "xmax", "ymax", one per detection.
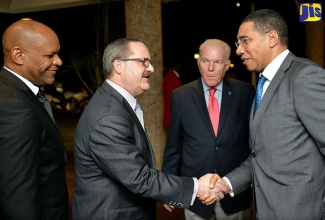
[
  {"xmin": 163, "ymin": 173, "xmax": 229, "ymax": 212},
  {"xmin": 197, "ymin": 173, "xmax": 230, "ymax": 205}
]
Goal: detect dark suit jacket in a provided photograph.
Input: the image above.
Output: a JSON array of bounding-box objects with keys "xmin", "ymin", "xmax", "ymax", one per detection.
[
  {"xmin": 163, "ymin": 69, "xmax": 182, "ymax": 129},
  {"xmin": 163, "ymin": 77, "xmax": 254, "ymax": 216},
  {"xmin": 227, "ymin": 52, "xmax": 325, "ymax": 219},
  {"xmin": 72, "ymin": 81, "xmax": 194, "ymax": 220},
  {"xmin": 0, "ymin": 68, "xmax": 69, "ymax": 220}
]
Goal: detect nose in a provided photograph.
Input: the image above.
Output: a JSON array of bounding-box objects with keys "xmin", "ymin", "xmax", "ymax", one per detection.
[
  {"xmin": 208, "ymin": 62, "xmax": 215, "ymax": 71},
  {"xmin": 53, "ymin": 54, "xmax": 62, "ymax": 66},
  {"xmin": 147, "ymin": 63, "xmax": 154, "ymax": 73},
  {"xmin": 236, "ymin": 45, "xmax": 244, "ymax": 56}
]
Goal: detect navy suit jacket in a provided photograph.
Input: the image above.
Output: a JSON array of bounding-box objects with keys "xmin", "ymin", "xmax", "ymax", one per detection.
[
  {"xmin": 0, "ymin": 68, "xmax": 69, "ymax": 219},
  {"xmin": 163, "ymin": 77, "xmax": 254, "ymax": 215}
]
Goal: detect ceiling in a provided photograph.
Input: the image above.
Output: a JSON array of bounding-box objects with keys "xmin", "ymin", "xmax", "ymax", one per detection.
[
  {"xmin": 0, "ymin": 0, "xmax": 180, "ymax": 14},
  {"xmin": 0, "ymin": 0, "xmax": 99, "ymax": 14}
]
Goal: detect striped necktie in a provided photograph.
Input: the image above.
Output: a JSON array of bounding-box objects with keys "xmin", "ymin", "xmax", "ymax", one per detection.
[{"xmin": 37, "ymin": 89, "xmax": 54, "ymax": 121}]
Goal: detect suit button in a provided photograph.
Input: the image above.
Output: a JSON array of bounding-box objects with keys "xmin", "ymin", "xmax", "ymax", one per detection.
[{"xmin": 215, "ymin": 146, "xmax": 219, "ymax": 150}]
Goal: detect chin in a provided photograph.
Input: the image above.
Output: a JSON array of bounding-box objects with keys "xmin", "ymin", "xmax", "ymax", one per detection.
[
  {"xmin": 142, "ymin": 84, "xmax": 150, "ymax": 91},
  {"xmin": 45, "ymin": 79, "xmax": 55, "ymax": 85}
]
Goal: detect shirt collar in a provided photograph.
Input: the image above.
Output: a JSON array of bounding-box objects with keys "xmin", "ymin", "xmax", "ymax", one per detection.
[
  {"xmin": 4, "ymin": 66, "xmax": 39, "ymax": 95},
  {"xmin": 261, "ymin": 49, "xmax": 289, "ymax": 81},
  {"xmin": 106, "ymin": 79, "xmax": 137, "ymax": 110},
  {"xmin": 201, "ymin": 78, "xmax": 223, "ymax": 92}
]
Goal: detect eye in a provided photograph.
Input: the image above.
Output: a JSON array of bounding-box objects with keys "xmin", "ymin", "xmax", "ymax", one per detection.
[
  {"xmin": 46, "ymin": 53, "xmax": 55, "ymax": 58},
  {"xmin": 242, "ymin": 38, "xmax": 249, "ymax": 44},
  {"xmin": 201, "ymin": 59, "xmax": 207, "ymax": 63}
]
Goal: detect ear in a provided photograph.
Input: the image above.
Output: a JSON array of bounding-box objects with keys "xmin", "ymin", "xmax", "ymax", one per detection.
[
  {"xmin": 268, "ymin": 30, "xmax": 279, "ymax": 48},
  {"xmin": 112, "ymin": 59, "xmax": 123, "ymax": 74},
  {"xmin": 11, "ymin": 47, "xmax": 24, "ymax": 65}
]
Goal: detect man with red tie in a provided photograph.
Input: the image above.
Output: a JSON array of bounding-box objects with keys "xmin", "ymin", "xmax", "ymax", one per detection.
[{"xmin": 162, "ymin": 39, "xmax": 255, "ymax": 220}]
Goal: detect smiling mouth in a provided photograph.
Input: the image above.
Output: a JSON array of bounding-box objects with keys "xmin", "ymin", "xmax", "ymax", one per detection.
[{"xmin": 242, "ymin": 58, "xmax": 250, "ymax": 64}]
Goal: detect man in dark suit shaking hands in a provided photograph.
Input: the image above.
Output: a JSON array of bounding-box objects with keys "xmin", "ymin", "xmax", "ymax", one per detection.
[
  {"xmin": 72, "ymin": 38, "xmax": 228, "ymax": 220},
  {"xmin": 0, "ymin": 20, "xmax": 69, "ymax": 219}
]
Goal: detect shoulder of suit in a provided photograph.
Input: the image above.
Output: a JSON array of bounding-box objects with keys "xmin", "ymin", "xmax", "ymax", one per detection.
[{"xmin": 224, "ymin": 77, "xmax": 254, "ymax": 89}]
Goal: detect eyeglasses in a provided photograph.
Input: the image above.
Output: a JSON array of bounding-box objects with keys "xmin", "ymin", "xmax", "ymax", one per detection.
[
  {"xmin": 119, "ymin": 58, "xmax": 153, "ymax": 67},
  {"xmin": 235, "ymin": 31, "xmax": 270, "ymax": 48}
]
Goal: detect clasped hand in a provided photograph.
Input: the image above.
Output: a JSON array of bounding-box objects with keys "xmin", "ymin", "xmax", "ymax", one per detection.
[
  {"xmin": 196, "ymin": 173, "xmax": 229, "ymax": 205},
  {"xmin": 163, "ymin": 173, "xmax": 228, "ymax": 212}
]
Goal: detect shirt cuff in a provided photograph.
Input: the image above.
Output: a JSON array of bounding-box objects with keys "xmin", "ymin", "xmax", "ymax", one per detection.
[
  {"xmin": 223, "ymin": 177, "xmax": 234, "ymax": 197},
  {"xmin": 191, "ymin": 178, "xmax": 198, "ymax": 205}
]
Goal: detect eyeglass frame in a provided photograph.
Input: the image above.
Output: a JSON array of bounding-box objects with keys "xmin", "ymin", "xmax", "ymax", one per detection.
[
  {"xmin": 118, "ymin": 58, "xmax": 153, "ymax": 67},
  {"xmin": 235, "ymin": 31, "xmax": 271, "ymax": 48}
]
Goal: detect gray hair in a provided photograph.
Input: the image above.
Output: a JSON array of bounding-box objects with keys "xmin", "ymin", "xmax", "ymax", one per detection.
[
  {"xmin": 242, "ymin": 9, "xmax": 289, "ymax": 47},
  {"xmin": 103, "ymin": 38, "xmax": 146, "ymax": 78},
  {"xmin": 199, "ymin": 39, "xmax": 231, "ymax": 60}
]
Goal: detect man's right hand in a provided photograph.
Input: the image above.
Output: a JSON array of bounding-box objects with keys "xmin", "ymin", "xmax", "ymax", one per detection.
[
  {"xmin": 208, "ymin": 173, "xmax": 231, "ymax": 191},
  {"xmin": 196, "ymin": 173, "xmax": 228, "ymax": 205}
]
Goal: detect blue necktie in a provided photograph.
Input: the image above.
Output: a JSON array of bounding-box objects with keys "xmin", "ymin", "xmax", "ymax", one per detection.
[{"xmin": 254, "ymin": 75, "xmax": 267, "ymax": 115}]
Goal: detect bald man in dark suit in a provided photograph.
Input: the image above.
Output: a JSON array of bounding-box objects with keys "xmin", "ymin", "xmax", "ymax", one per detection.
[{"xmin": 0, "ymin": 20, "xmax": 68, "ymax": 219}]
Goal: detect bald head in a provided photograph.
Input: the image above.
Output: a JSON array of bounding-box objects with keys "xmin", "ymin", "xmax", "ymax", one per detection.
[
  {"xmin": 3, "ymin": 20, "xmax": 57, "ymax": 60},
  {"xmin": 2, "ymin": 20, "xmax": 62, "ymax": 86}
]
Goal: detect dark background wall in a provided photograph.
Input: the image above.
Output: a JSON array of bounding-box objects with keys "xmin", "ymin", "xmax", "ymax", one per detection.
[{"xmin": 0, "ymin": 0, "xmax": 308, "ymax": 89}]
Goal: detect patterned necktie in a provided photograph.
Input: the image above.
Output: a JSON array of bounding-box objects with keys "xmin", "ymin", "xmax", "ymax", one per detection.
[
  {"xmin": 135, "ymin": 102, "xmax": 144, "ymax": 129},
  {"xmin": 208, "ymin": 88, "xmax": 220, "ymax": 135},
  {"xmin": 37, "ymin": 89, "xmax": 54, "ymax": 121},
  {"xmin": 254, "ymin": 75, "xmax": 267, "ymax": 115}
]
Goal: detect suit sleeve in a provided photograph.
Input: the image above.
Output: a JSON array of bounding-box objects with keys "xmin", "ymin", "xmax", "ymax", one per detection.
[
  {"xmin": 294, "ymin": 63, "xmax": 325, "ymax": 156},
  {"xmin": 88, "ymin": 114, "xmax": 194, "ymax": 208},
  {"xmin": 225, "ymin": 157, "xmax": 252, "ymax": 195},
  {"xmin": 0, "ymin": 99, "xmax": 42, "ymax": 219},
  {"xmin": 162, "ymin": 91, "xmax": 183, "ymax": 175}
]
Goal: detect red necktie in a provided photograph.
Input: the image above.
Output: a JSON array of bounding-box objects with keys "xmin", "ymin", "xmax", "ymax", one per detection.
[{"xmin": 208, "ymin": 88, "xmax": 220, "ymax": 135}]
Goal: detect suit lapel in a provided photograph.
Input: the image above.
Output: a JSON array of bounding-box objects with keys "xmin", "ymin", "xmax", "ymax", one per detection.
[
  {"xmin": 144, "ymin": 129, "xmax": 156, "ymax": 168},
  {"xmin": 1, "ymin": 68, "xmax": 58, "ymax": 129},
  {"xmin": 191, "ymin": 79, "xmax": 217, "ymax": 139},
  {"xmin": 1, "ymin": 68, "xmax": 65, "ymax": 156},
  {"xmin": 217, "ymin": 79, "xmax": 234, "ymax": 137},
  {"xmin": 107, "ymin": 84, "xmax": 155, "ymax": 168},
  {"xmin": 250, "ymin": 52, "xmax": 296, "ymax": 147}
]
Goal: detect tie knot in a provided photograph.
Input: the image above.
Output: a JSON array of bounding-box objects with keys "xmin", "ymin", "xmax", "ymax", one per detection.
[
  {"xmin": 135, "ymin": 102, "xmax": 142, "ymax": 111},
  {"xmin": 209, "ymin": 88, "xmax": 216, "ymax": 97},
  {"xmin": 37, "ymin": 90, "xmax": 47, "ymax": 103},
  {"xmin": 258, "ymin": 75, "xmax": 267, "ymax": 85}
]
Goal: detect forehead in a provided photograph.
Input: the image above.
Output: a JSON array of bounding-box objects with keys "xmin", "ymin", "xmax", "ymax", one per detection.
[
  {"xmin": 28, "ymin": 30, "xmax": 59, "ymax": 48},
  {"xmin": 200, "ymin": 46, "xmax": 225, "ymax": 59},
  {"xmin": 128, "ymin": 42, "xmax": 150, "ymax": 57},
  {"xmin": 237, "ymin": 21, "xmax": 257, "ymax": 38}
]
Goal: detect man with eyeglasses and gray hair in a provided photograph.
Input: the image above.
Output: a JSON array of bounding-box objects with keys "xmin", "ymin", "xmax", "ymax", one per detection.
[
  {"xmin": 209, "ymin": 9, "xmax": 325, "ymax": 220},
  {"xmin": 162, "ymin": 38, "xmax": 255, "ymax": 220},
  {"xmin": 72, "ymin": 38, "xmax": 229, "ymax": 220}
]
